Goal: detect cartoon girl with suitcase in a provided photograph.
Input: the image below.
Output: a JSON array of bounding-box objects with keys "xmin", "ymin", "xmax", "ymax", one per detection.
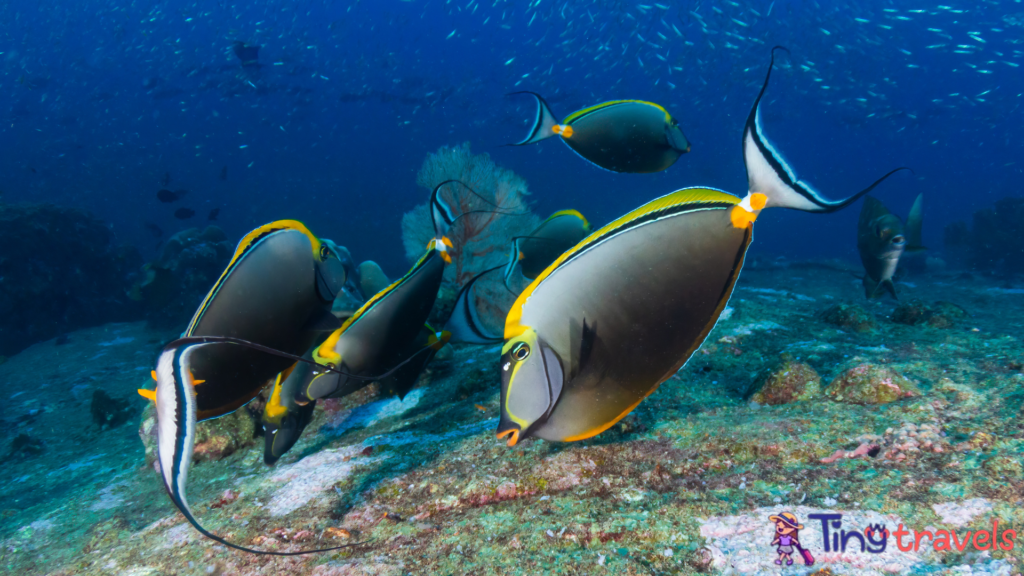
[{"xmin": 769, "ymin": 512, "xmax": 814, "ymax": 566}]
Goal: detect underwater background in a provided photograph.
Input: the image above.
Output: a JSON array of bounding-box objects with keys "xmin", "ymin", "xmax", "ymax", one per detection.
[{"xmin": 3, "ymin": 0, "xmax": 1024, "ymax": 575}]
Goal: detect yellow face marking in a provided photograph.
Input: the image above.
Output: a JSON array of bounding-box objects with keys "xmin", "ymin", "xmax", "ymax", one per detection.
[{"xmin": 560, "ymin": 125, "xmax": 574, "ymax": 138}]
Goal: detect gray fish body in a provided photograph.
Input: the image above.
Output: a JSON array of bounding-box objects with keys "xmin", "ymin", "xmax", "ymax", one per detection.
[
  {"xmin": 857, "ymin": 197, "xmax": 906, "ymax": 299},
  {"xmin": 499, "ymin": 191, "xmax": 750, "ymax": 445},
  {"xmin": 564, "ymin": 102, "xmax": 690, "ymax": 173},
  {"xmin": 518, "ymin": 212, "xmax": 589, "ymax": 279},
  {"xmin": 301, "ymin": 250, "xmax": 445, "ymax": 402},
  {"xmin": 186, "ymin": 227, "xmax": 343, "ymax": 420}
]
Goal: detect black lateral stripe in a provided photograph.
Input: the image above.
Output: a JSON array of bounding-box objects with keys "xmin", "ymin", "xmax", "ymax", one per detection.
[{"xmin": 555, "ymin": 201, "xmax": 734, "ymax": 272}]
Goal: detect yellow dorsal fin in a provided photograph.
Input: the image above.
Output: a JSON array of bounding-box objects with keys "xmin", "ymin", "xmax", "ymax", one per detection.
[{"xmin": 150, "ymin": 370, "xmax": 158, "ymax": 382}]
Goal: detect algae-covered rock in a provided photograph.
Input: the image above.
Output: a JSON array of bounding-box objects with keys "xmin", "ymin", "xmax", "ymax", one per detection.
[
  {"xmin": 749, "ymin": 358, "xmax": 822, "ymax": 405},
  {"xmin": 892, "ymin": 299, "xmax": 967, "ymax": 328},
  {"xmin": 138, "ymin": 398, "xmax": 257, "ymax": 466},
  {"xmin": 0, "ymin": 201, "xmax": 142, "ymax": 356},
  {"xmin": 130, "ymin": 226, "xmax": 233, "ymax": 329},
  {"xmin": 818, "ymin": 303, "xmax": 875, "ymax": 332},
  {"xmin": 826, "ymin": 363, "xmax": 921, "ymax": 404}
]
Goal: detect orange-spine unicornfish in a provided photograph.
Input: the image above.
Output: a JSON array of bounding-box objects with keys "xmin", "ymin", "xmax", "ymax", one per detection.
[{"xmin": 496, "ymin": 46, "xmax": 911, "ymax": 447}]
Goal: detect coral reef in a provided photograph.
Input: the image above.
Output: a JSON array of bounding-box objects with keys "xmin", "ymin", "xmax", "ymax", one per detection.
[
  {"xmin": 748, "ymin": 356, "xmax": 822, "ymax": 405},
  {"xmin": 0, "ymin": 201, "xmax": 142, "ymax": 356},
  {"xmin": 825, "ymin": 363, "xmax": 921, "ymax": 405},
  {"xmin": 402, "ymin": 142, "xmax": 540, "ymax": 331},
  {"xmin": 2, "ymin": 267, "xmax": 1024, "ymax": 575},
  {"xmin": 818, "ymin": 302, "xmax": 876, "ymax": 332},
  {"xmin": 892, "ymin": 299, "xmax": 968, "ymax": 328},
  {"xmin": 944, "ymin": 196, "xmax": 1024, "ymax": 275},
  {"xmin": 129, "ymin": 226, "xmax": 233, "ymax": 328}
]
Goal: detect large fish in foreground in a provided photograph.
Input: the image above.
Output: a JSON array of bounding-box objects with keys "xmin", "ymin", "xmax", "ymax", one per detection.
[
  {"xmin": 139, "ymin": 220, "xmax": 362, "ymax": 554},
  {"xmin": 496, "ymin": 47, "xmax": 910, "ymax": 447},
  {"xmin": 857, "ymin": 194, "xmax": 924, "ymax": 299},
  {"xmin": 510, "ymin": 93, "xmax": 691, "ymax": 173}
]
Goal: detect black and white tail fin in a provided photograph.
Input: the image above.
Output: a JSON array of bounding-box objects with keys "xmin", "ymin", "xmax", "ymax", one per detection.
[
  {"xmin": 508, "ymin": 91, "xmax": 560, "ymax": 146},
  {"xmin": 445, "ymin": 265, "xmax": 504, "ymax": 344},
  {"xmin": 151, "ymin": 343, "xmax": 367, "ymax": 556},
  {"xmin": 741, "ymin": 46, "xmax": 910, "ymax": 213}
]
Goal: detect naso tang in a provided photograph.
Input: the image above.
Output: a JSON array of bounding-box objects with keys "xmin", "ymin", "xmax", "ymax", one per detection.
[
  {"xmin": 504, "ymin": 210, "xmax": 590, "ymax": 289},
  {"xmin": 510, "ymin": 92, "xmax": 691, "ymax": 173},
  {"xmin": 496, "ymin": 47, "xmax": 910, "ymax": 447},
  {"xmin": 857, "ymin": 194, "xmax": 924, "ymax": 299},
  {"xmin": 140, "ymin": 220, "xmax": 361, "ymax": 555}
]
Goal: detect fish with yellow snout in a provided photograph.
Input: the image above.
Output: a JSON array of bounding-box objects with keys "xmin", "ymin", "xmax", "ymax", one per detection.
[
  {"xmin": 136, "ymin": 220, "xmax": 378, "ymax": 555},
  {"xmin": 508, "ymin": 92, "xmax": 691, "ymax": 173},
  {"xmin": 495, "ymin": 47, "xmax": 912, "ymax": 447},
  {"xmin": 261, "ymin": 180, "xmax": 491, "ymax": 464}
]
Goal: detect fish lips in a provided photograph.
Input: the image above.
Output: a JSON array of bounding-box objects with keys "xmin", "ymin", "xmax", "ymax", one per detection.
[{"xmin": 497, "ymin": 338, "xmax": 565, "ymax": 447}]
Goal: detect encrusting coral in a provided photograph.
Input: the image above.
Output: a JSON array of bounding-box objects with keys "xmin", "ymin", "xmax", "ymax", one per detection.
[{"xmin": 401, "ymin": 142, "xmax": 540, "ymax": 330}]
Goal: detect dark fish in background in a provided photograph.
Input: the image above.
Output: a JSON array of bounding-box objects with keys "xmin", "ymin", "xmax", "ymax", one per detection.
[
  {"xmin": 219, "ymin": 166, "xmax": 228, "ymax": 180},
  {"xmin": 857, "ymin": 196, "xmax": 908, "ymax": 299},
  {"xmin": 161, "ymin": 172, "xmax": 171, "ymax": 186},
  {"xmin": 157, "ymin": 189, "xmax": 188, "ymax": 203},
  {"xmin": 174, "ymin": 208, "xmax": 196, "ymax": 220},
  {"xmin": 509, "ymin": 92, "xmax": 691, "ymax": 173},
  {"xmin": 232, "ymin": 41, "xmax": 261, "ymax": 68},
  {"xmin": 208, "ymin": 208, "xmax": 220, "ymax": 221},
  {"xmin": 901, "ymin": 194, "xmax": 928, "ymax": 273},
  {"xmin": 144, "ymin": 222, "xmax": 163, "ymax": 237}
]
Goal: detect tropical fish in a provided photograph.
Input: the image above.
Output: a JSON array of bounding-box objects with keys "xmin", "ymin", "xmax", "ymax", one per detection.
[
  {"xmin": 232, "ymin": 41, "xmax": 261, "ymax": 68},
  {"xmin": 138, "ymin": 220, "xmax": 349, "ymax": 553},
  {"xmin": 445, "ymin": 265, "xmax": 505, "ymax": 344},
  {"xmin": 174, "ymin": 208, "xmax": 196, "ymax": 219},
  {"xmin": 157, "ymin": 189, "xmax": 187, "ymax": 203},
  {"xmin": 357, "ymin": 260, "xmax": 391, "ymax": 298},
  {"xmin": 299, "ymin": 236, "xmax": 450, "ymax": 404},
  {"xmin": 208, "ymin": 208, "xmax": 220, "ymax": 221},
  {"xmin": 504, "ymin": 210, "xmax": 590, "ymax": 289},
  {"xmin": 144, "ymin": 222, "xmax": 163, "ymax": 237},
  {"xmin": 857, "ymin": 195, "xmax": 925, "ymax": 299},
  {"xmin": 496, "ymin": 47, "xmax": 909, "ymax": 447},
  {"xmin": 509, "ymin": 92, "xmax": 691, "ymax": 173}
]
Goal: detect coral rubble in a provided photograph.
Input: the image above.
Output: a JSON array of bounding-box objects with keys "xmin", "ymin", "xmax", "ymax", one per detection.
[{"xmin": 748, "ymin": 356, "xmax": 822, "ymax": 405}]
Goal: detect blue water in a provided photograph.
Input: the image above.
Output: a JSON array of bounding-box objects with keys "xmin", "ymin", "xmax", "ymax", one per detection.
[{"xmin": 1, "ymin": 0, "xmax": 1021, "ymax": 275}]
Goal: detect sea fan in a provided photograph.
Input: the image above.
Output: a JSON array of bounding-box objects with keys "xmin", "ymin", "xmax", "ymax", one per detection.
[{"xmin": 402, "ymin": 142, "xmax": 540, "ymax": 332}]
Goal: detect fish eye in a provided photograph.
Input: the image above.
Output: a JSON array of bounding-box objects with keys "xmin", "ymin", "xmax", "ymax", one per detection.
[
  {"xmin": 512, "ymin": 343, "xmax": 531, "ymax": 361},
  {"xmin": 319, "ymin": 245, "xmax": 331, "ymax": 260}
]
